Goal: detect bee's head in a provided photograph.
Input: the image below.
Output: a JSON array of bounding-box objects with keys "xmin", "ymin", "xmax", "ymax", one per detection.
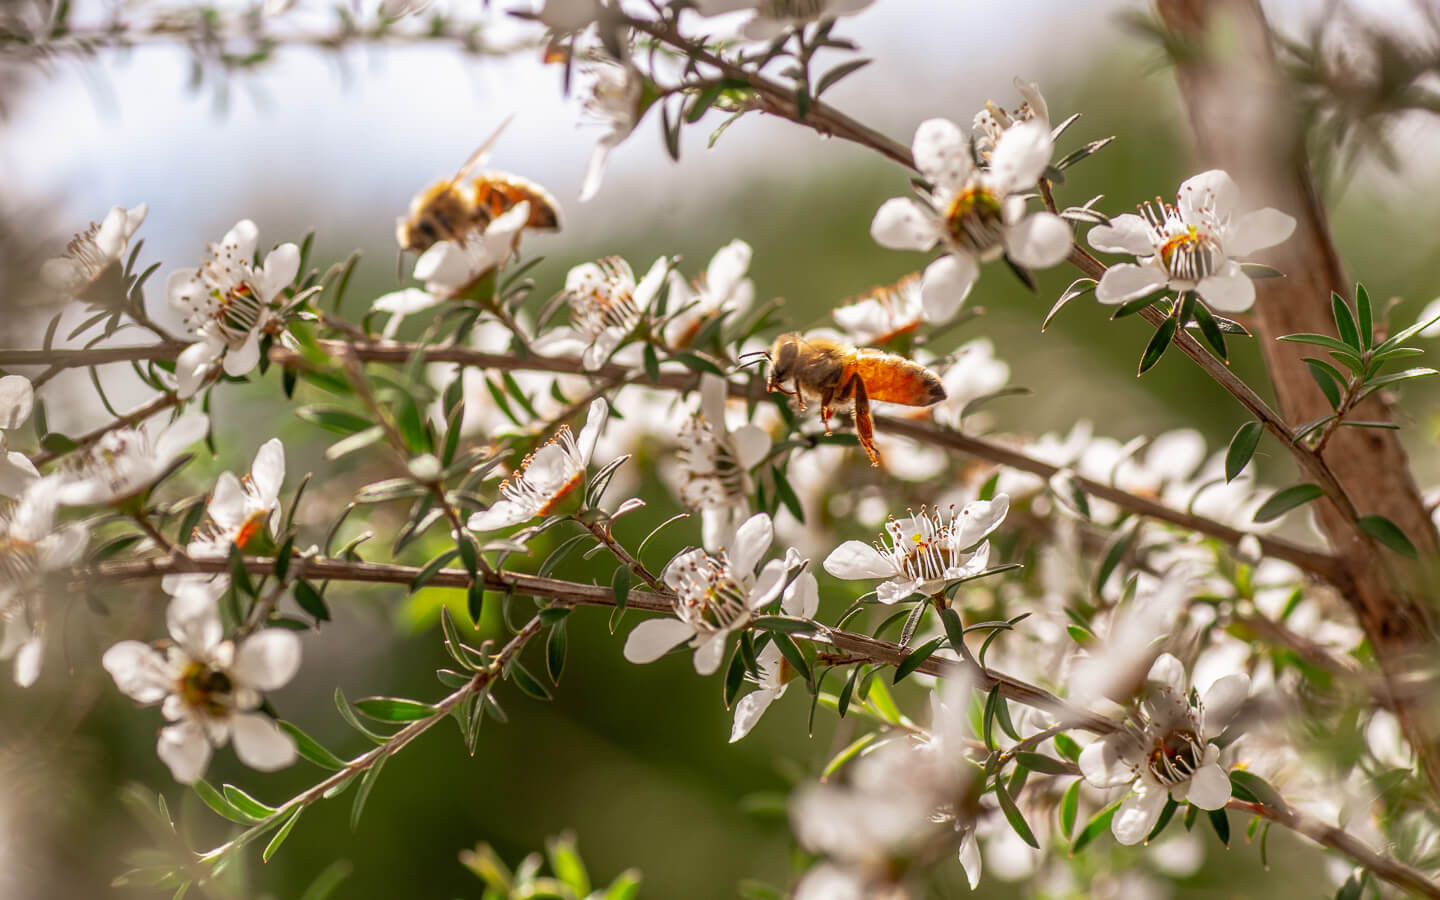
[{"xmin": 765, "ymin": 333, "xmax": 803, "ymax": 389}]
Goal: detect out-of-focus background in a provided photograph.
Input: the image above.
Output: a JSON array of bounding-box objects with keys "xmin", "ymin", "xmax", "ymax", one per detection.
[{"xmin": 2, "ymin": 0, "xmax": 1439, "ymax": 897}]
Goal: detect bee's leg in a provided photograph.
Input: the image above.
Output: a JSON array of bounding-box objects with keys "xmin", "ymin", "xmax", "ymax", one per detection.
[
  {"xmin": 852, "ymin": 377, "xmax": 881, "ymax": 467},
  {"xmin": 819, "ymin": 384, "xmax": 839, "ymax": 434},
  {"xmin": 792, "ymin": 377, "xmax": 807, "ymax": 412}
]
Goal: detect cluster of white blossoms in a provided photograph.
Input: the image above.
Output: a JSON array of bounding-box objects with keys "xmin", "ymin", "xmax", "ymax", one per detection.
[
  {"xmin": 0, "ymin": 476, "xmax": 88, "ymax": 688},
  {"xmin": 168, "ymin": 220, "xmax": 300, "ymax": 398}
]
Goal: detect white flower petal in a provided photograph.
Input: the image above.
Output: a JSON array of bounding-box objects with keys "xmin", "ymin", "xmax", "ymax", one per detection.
[
  {"xmin": 730, "ymin": 512, "xmax": 773, "ymax": 576},
  {"xmin": 623, "ymin": 618, "xmax": 695, "ymax": 664},
  {"xmin": 730, "ymin": 687, "xmax": 781, "ymax": 742},
  {"xmin": 1415, "ymin": 297, "xmax": 1440, "ymax": 338},
  {"xmin": 250, "ymin": 438, "xmax": 286, "ymax": 504},
  {"xmin": 1226, "ymin": 207, "xmax": 1296, "ymax": 257},
  {"xmin": 1178, "ymin": 170, "xmax": 1239, "ymax": 222},
  {"xmin": 958, "ymin": 829, "xmax": 982, "ymax": 890},
  {"xmin": 1112, "ymin": 782, "xmax": 1167, "ymax": 845},
  {"xmin": 1095, "ymin": 263, "xmax": 1168, "ymax": 305},
  {"xmin": 920, "ymin": 253, "xmax": 978, "ymax": 323},
  {"xmin": 1201, "ymin": 673, "xmax": 1250, "ymax": 736},
  {"xmin": 176, "ymin": 340, "xmax": 220, "ymax": 399},
  {"xmin": 912, "ymin": 118, "xmax": 971, "ymax": 190},
  {"xmin": 232, "ymin": 630, "xmax": 302, "ymax": 691},
  {"xmin": 1079, "ymin": 734, "xmax": 1141, "ymax": 787},
  {"xmin": 468, "ymin": 499, "xmax": 534, "ymax": 532},
  {"xmin": 223, "ymin": 329, "xmax": 262, "ymax": 377},
  {"xmin": 822, "ymin": 541, "xmax": 894, "ymax": 580},
  {"xmin": 223, "ymin": 220, "xmax": 260, "ymax": 264},
  {"xmin": 875, "ymin": 578, "xmax": 921, "ymax": 605},
  {"xmin": 13, "ymin": 636, "xmax": 41, "ymax": 687},
  {"xmin": 158, "ymin": 720, "xmax": 213, "ymax": 784},
  {"xmin": 258, "ymin": 242, "xmax": 300, "ymax": 300},
  {"xmin": 989, "ymin": 120, "xmax": 1053, "ymax": 194},
  {"xmin": 1147, "ymin": 653, "xmax": 1188, "ymax": 695},
  {"xmin": 207, "ymin": 472, "xmax": 247, "ymax": 531},
  {"xmin": 155, "ymin": 414, "xmax": 210, "ymax": 464},
  {"xmin": 0, "ymin": 375, "xmax": 34, "ymax": 431},
  {"xmin": 731, "ymin": 424, "xmax": 771, "ymax": 470},
  {"xmin": 1005, "ymin": 212, "xmax": 1071, "ymax": 269},
  {"xmin": 1088, "ymin": 214, "xmax": 1156, "ymax": 256},
  {"xmin": 1197, "ymin": 264, "xmax": 1256, "ymax": 312},
  {"xmin": 783, "ymin": 572, "xmax": 819, "ymax": 619},
  {"xmin": 1185, "ymin": 763, "xmax": 1233, "ymax": 810},
  {"xmin": 692, "ymin": 631, "xmax": 729, "ymax": 675},
  {"xmin": 749, "ymin": 558, "xmax": 788, "ymax": 610},
  {"xmin": 952, "ymin": 494, "xmax": 1010, "ymax": 549},
  {"xmin": 870, "ymin": 198, "xmax": 940, "ymax": 252},
  {"xmin": 0, "ymin": 453, "xmax": 39, "ymax": 499},
  {"xmin": 707, "ymin": 240, "xmax": 752, "ymax": 300},
  {"xmin": 231, "ymin": 712, "xmax": 299, "ymax": 771},
  {"xmin": 579, "ymin": 139, "xmax": 616, "ymax": 203}
]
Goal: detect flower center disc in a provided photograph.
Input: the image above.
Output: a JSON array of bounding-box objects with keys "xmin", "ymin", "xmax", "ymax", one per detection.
[
  {"xmin": 945, "ymin": 187, "xmax": 1006, "ymax": 255},
  {"xmin": 1147, "ymin": 728, "xmax": 1203, "ymax": 786},
  {"xmin": 1159, "ymin": 227, "xmax": 1221, "ymax": 283},
  {"xmin": 179, "ymin": 661, "xmax": 234, "ymax": 717}
]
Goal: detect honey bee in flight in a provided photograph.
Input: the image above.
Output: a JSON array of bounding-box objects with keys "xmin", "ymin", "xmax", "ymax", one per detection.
[
  {"xmin": 396, "ymin": 116, "xmax": 563, "ymax": 254},
  {"xmin": 763, "ymin": 333, "xmax": 946, "ymax": 467}
]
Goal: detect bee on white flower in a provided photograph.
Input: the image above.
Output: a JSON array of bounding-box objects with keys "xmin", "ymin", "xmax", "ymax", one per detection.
[
  {"xmin": 623, "ymin": 512, "xmax": 797, "ymax": 675},
  {"xmin": 832, "ymin": 275, "xmax": 925, "ymax": 346},
  {"xmin": 871, "ymin": 118, "xmax": 1071, "ymax": 323},
  {"xmin": 468, "ymin": 398, "xmax": 609, "ymax": 531},
  {"xmin": 56, "ymin": 414, "xmax": 209, "ymax": 508},
  {"xmin": 534, "ymin": 256, "xmax": 667, "ymax": 369},
  {"xmin": 410, "ymin": 200, "xmax": 535, "ymax": 301},
  {"xmin": 675, "ymin": 375, "xmax": 770, "ymax": 552},
  {"xmin": 40, "ymin": 203, "xmax": 148, "ymax": 299},
  {"xmin": 0, "ymin": 376, "xmax": 39, "ymax": 498},
  {"xmin": 102, "ymin": 582, "xmax": 302, "ymax": 783},
  {"xmin": 0, "ymin": 479, "xmax": 88, "ymax": 687},
  {"xmin": 663, "ymin": 240, "xmax": 755, "ymax": 349},
  {"xmin": 1087, "ymin": 170, "xmax": 1296, "ymax": 313},
  {"xmin": 1079, "ymin": 652, "xmax": 1250, "ymax": 845},
  {"xmin": 823, "ymin": 495, "xmax": 1009, "ymax": 604},
  {"xmin": 168, "ymin": 220, "xmax": 299, "ymax": 398}
]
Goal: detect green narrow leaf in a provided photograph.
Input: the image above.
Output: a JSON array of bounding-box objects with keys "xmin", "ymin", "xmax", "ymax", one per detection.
[
  {"xmin": 193, "ymin": 780, "xmax": 260, "ymax": 825},
  {"xmin": 334, "ymin": 688, "xmax": 389, "ymax": 744},
  {"xmin": 279, "ymin": 721, "xmax": 346, "ymax": 770},
  {"xmin": 1207, "ymin": 807, "xmax": 1231, "ymax": 847},
  {"xmin": 724, "ymin": 645, "xmax": 746, "ymax": 709},
  {"xmin": 354, "ymin": 697, "xmax": 437, "ymax": 722},
  {"xmin": 409, "ymin": 549, "xmax": 459, "ymax": 594},
  {"xmin": 1305, "ymin": 361, "xmax": 1344, "ymax": 409},
  {"xmin": 1071, "ymin": 800, "xmax": 1121, "ymax": 854},
  {"xmin": 1014, "ymin": 752, "xmax": 1071, "ymax": 775},
  {"xmin": 642, "ymin": 343, "xmax": 661, "ymax": 384},
  {"xmin": 1053, "ymin": 733, "xmax": 1082, "ymax": 763},
  {"xmin": 293, "ymin": 580, "xmax": 331, "ymax": 623},
  {"xmin": 223, "ymin": 784, "xmax": 277, "ymax": 819},
  {"xmin": 1253, "ymin": 483, "xmax": 1325, "ymax": 523},
  {"xmin": 1093, "ymin": 525, "xmax": 1137, "ymax": 596},
  {"xmin": 1357, "ymin": 514, "xmax": 1418, "ymax": 559},
  {"xmin": 506, "ymin": 659, "xmax": 553, "ymax": 700},
  {"xmin": 1356, "ymin": 283, "xmax": 1373, "ymax": 348},
  {"xmin": 349, "ymin": 752, "xmax": 387, "ymax": 831},
  {"xmin": 263, "ymin": 806, "xmax": 303, "ymax": 863},
  {"xmin": 1189, "ymin": 301, "xmax": 1227, "ymax": 360},
  {"xmin": 837, "ymin": 665, "xmax": 861, "ymax": 718},
  {"xmin": 893, "ymin": 635, "xmax": 944, "ymax": 683},
  {"xmin": 771, "ymin": 466, "xmax": 805, "ymax": 524},
  {"xmin": 1147, "ymin": 796, "xmax": 1179, "ymax": 841},
  {"xmin": 546, "ymin": 619, "xmax": 568, "ymax": 683},
  {"xmin": 995, "ymin": 779, "xmax": 1040, "ymax": 848},
  {"xmin": 1138, "ymin": 315, "xmax": 1179, "ymax": 375},
  {"xmin": 771, "ymin": 633, "xmax": 812, "ymax": 685},
  {"xmin": 1225, "ymin": 421, "xmax": 1264, "ymax": 483},
  {"xmin": 1331, "ymin": 292, "xmax": 1361, "ymax": 350},
  {"xmin": 1230, "ymin": 770, "xmax": 1286, "ymax": 808},
  {"xmin": 1059, "ymin": 778, "xmax": 1080, "ymax": 837}
]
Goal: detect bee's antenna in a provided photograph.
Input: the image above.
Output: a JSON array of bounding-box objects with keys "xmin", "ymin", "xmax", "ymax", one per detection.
[{"xmin": 735, "ymin": 350, "xmax": 770, "ymax": 371}]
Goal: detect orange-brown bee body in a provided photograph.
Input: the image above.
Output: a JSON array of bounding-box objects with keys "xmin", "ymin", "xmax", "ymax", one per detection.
[
  {"xmin": 398, "ymin": 171, "xmax": 562, "ymax": 253},
  {"xmin": 765, "ymin": 333, "xmax": 945, "ymax": 467}
]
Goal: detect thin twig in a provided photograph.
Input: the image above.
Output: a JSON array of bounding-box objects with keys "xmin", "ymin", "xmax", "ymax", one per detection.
[{"xmin": 30, "ymin": 392, "xmax": 179, "ymax": 467}]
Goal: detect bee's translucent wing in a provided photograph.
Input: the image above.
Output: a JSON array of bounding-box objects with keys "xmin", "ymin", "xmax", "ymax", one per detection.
[{"xmin": 453, "ymin": 113, "xmax": 516, "ymax": 181}]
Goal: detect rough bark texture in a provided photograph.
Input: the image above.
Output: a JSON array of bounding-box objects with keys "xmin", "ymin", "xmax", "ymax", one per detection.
[{"xmin": 1155, "ymin": 0, "xmax": 1440, "ymax": 794}]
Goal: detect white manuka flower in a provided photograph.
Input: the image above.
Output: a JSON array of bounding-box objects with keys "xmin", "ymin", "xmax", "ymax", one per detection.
[
  {"xmin": 56, "ymin": 414, "xmax": 209, "ymax": 508},
  {"xmin": 695, "ymin": 0, "xmax": 875, "ymax": 40},
  {"xmin": 535, "ymin": 256, "xmax": 667, "ymax": 369},
  {"xmin": 1087, "ymin": 170, "xmax": 1296, "ymax": 313},
  {"xmin": 832, "ymin": 275, "xmax": 925, "ymax": 346},
  {"xmin": 677, "ymin": 374, "xmax": 771, "ymax": 551},
  {"xmin": 663, "ymin": 240, "xmax": 755, "ymax": 348},
  {"xmin": 624, "ymin": 512, "xmax": 793, "ymax": 675},
  {"xmin": 103, "ymin": 583, "xmax": 301, "ymax": 783},
  {"xmin": 168, "ymin": 220, "xmax": 299, "ymax": 398},
  {"xmin": 729, "ymin": 566, "xmax": 818, "ymax": 742},
  {"xmin": 0, "ymin": 479, "xmax": 88, "ymax": 687},
  {"xmin": 468, "ymin": 398, "xmax": 608, "ymax": 531},
  {"xmin": 0, "ymin": 375, "xmax": 39, "ymax": 498},
  {"xmin": 930, "ymin": 339, "xmax": 1011, "ymax": 430},
  {"xmin": 824, "ymin": 495, "xmax": 1009, "ymax": 604},
  {"xmin": 412, "ymin": 200, "xmax": 534, "ymax": 300},
  {"xmin": 164, "ymin": 439, "xmax": 286, "ymax": 595},
  {"xmin": 40, "ymin": 203, "xmax": 148, "ymax": 297},
  {"xmin": 1079, "ymin": 652, "xmax": 1250, "ymax": 846},
  {"xmin": 579, "ymin": 57, "xmax": 644, "ymax": 203},
  {"xmin": 871, "ymin": 118, "xmax": 1071, "ymax": 322}
]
